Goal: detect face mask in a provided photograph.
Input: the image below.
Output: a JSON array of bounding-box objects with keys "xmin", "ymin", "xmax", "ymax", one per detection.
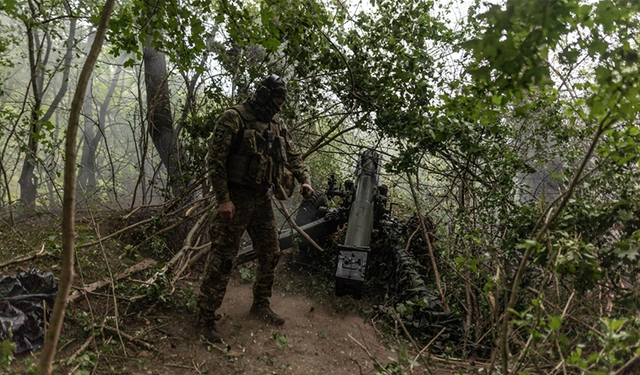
[
  {"xmin": 247, "ymin": 75, "xmax": 287, "ymax": 121},
  {"xmin": 246, "ymin": 97, "xmax": 280, "ymax": 122}
]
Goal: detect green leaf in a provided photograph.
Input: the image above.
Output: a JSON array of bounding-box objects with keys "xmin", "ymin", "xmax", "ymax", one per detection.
[
  {"xmin": 588, "ymin": 353, "xmax": 601, "ymax": 362},
  {"xmin": 396, "ymin": 303, "xmax": 407, "ymax": 315},
  {"xmin": 274, "ymin": 334, "xmax": 287, "ymax": 350},
  {"xmin": 604, "ymin": 318, "xmax": 626, "ymax": 332},
  {"xmin": 614, "ymin": 241, "xmax": 640, "ymax": 261},
  {"xmin": 0, "ymin": 0, "xmax": 17, "ymax": 13},
  {"xmin": 548, "ymin": 315, "xmax": 562, "ymax": 331}
]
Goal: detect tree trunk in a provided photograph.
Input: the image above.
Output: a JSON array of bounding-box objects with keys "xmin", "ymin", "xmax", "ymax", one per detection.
[
  {"xmin": 77, "ymin": 77, "xmax": 97, "ymax": 198},
  {"xmin": 78, "ymin": 52, "xmax": 126, "ymax": 203},
  {"xmin": 19, "ymin": 2, "xmax": 76, "ymax": 206},
  {"xmin": 18, "ymin": 7, "xmax": 44, "ymax": 206},
  {"xmin": 143, "ymin": 44, "xmax": 183, "ymax": 197},
  {"xmin": 38, "ymin": 0, "xmax": 115, "ymax": 373}
]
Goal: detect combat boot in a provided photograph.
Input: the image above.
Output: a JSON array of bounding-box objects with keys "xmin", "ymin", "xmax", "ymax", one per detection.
[
  {"xmin": 250, "ymin": 303, "xmax": 285, "ymax": 326},
  {"xmin": 197, "ymin": 315, "xmax": 222, "ymax": 343}
]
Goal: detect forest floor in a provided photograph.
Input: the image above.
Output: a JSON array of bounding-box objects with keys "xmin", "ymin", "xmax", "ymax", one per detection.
[{"xmin": 0, "ymin": 214, "xmax": 484, "ymax": 375}]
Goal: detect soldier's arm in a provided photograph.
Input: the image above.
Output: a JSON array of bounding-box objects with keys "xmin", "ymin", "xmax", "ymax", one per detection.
[
  {"xmin": 281, "ymin": 122, "xmax": 311, "ymax": 186},
  {"xmin": 207, "ymin": 110, "xmax": 242, "ymax": 205}
]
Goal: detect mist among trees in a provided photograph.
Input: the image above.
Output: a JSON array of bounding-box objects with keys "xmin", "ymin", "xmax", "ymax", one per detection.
[{"xmin": 2, "ymin": 0, "xmax": 640, "ymax": 374}]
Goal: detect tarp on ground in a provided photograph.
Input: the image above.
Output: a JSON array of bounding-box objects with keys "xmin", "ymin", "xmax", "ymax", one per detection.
[{"xmin": 0, "ymin": 268, "xmax": 58, "ymax": 354}]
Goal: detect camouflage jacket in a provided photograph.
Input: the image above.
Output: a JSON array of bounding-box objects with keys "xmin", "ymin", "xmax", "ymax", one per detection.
[{"xmin": 207, "ymin": 103, "xmax": 311, "ymax": 205}]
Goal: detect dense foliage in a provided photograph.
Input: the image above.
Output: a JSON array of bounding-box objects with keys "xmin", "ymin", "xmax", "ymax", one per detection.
[{"xmin": 2, "ymin": 0, "xmax": 640, "ymax": 373}]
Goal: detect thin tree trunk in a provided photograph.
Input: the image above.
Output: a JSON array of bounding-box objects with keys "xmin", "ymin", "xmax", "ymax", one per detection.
[
  {"xmin": 77, "ymin": 76, "xmax": 96, "ymax": 199},
  {"xmin": 19, "ymin": 3, "xmax": 76, "ymax": 206},
  {"xmin": 406, "ymin": 172, "xmax": 450, "ymax": 311},
  {"xmin": 78, "ymin": 54, "xmax": 126, "ymax": 199},
  {"xmin": 177, "ymin": 71, "xmax": 201, "ymax": 134},
  {"xmin": 18, "ymin": 3, "xmax": 44, "ymax": 205},
  {"xmin": 38, "ymin": 0, "xmax": 115, "ymax": 373},
  {"xmin": 143, "ymin": 44, "xmax": 183, "ymax": 197},
  {"xmin": 131, "ymin": 63, "xmax": 150, "ymax": 208}
]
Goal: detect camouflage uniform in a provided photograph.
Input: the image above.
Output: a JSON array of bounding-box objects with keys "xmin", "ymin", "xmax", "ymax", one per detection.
[{"xmin": 198, "ymin": 76, "xmax": 311, "ymax": 319}]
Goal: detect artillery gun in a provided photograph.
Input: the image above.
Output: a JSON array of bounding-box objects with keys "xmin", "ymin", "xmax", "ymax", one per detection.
[
  {"xmin": 238, "ymin": 150, "xmax": 407, "ymax": 299},
  {"xmin": 333, "ymin": 150, "xmax": 385, "ymax": 297},
  {"xmin": 237, "ymin": 149, "xmax": 458, "ymax": 347}
]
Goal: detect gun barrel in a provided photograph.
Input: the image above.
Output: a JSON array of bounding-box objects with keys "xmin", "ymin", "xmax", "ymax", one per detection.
[
  {"xmin": 336, "ymin": 150, "xmax": 381, "ymax": 298},
  {"xmin": 343, "ymin": 150, "xmax": 381, "ymax": 248},
  {"xmin": 343, "ymin": 175, "xmax": 376, "ymax": 247}
]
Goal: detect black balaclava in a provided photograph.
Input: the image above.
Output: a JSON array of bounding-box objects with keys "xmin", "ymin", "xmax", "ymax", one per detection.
[{"xmin": 246, "ymin": 75, "xmax": 288, "ymax": 122}]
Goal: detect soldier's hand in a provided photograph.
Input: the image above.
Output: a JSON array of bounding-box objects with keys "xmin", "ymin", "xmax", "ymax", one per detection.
[
  {"xmin": 301, "ymin": 184, "xmax": 315, "ymax": 200},
  {"xmin": 218, "ymin": 201, "xmax": 235, "ymax": 222}
]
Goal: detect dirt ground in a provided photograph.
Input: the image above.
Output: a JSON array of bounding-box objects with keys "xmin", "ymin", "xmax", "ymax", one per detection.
[
  {"xmin": 127, "ymin": 280, "xmax": 393, "ymax": 375},
  {"xmin": 55, "ymin": 275, "xmax": 472, "ymax": 375},
  {"xmin": 0, "ymin": 216, "xmax": 481, "ymax": 375},
  {"xmin": 54, "ymin": 263, "xmax": 478, "ymax": 375}
]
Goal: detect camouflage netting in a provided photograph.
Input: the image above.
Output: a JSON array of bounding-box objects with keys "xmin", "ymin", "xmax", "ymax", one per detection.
[
  {"xmin": 289, "ymin": 189, "xmax": 464, "ymax": 351},
  {"xmin": 372, "ymin": 220, "xmax": 462, "ymax": 351}
]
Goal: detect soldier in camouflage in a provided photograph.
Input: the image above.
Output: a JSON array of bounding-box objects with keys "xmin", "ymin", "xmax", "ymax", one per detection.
[{"xmin": 197, "ymin": 74, "xmax": 314, "ymax": 343}]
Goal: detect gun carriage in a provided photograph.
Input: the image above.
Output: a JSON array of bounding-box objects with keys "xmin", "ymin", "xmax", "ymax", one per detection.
[{"xmin": 238, "ymin": 150, "xmax": 431, "ymax": 299}]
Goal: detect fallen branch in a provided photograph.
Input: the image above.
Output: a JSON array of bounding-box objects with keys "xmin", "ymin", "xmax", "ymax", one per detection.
[
  {"xmin": 65, "ymin": 334, "xmax": 94, "ymax": 365},
  {"xmin": 172, "ymin": 243, "xmax": 211, "ymax": 284},
  {"xmin": 0, "ymin": 244, "xmax": 48, "ymax": 267},
  {"xmin": 348, "ymin": 333, "xmax": 391, "ymax": 375},
  {"xmin": 171, "ymin": 209, "xmax": 212, "ymax": 284},
  {"xmin": 143, "ymin": 204, "xmax": 214, "ymax": 287},
  {"xmin": 78, "ymin": 215, "xmax": 157, "ymax": 249},
  {"xmin": 56, "ymin": 338, "xmax": 76, "ymax": 356},
  {"xmin": 69, "ymin": 259, "xmax": 157, "ymax": 302},
  {"xmin": 122, "ymin": 203, "xmax": 163, "ymax": 220},
  {"xmin": 134, "ymin": 322, "xmax": 171, "ymax": 340},
  {"xmin": 165, "ymin": 363, "xmax": 193, "ymax": 370},
  {"xmin": 391, "ymin": 308, "xmax": 434, "ymax": 375},
  {"xmin": 102, "ymin": 325, "xmax": 155, "ymax": 351},
  {"xmin": 409, "ymin": 327, "xmax": 446, "ymax": 374},
  {"xmin": 274, "ymin": 196, "xmax": 324, "ymax": 252},
  {"xmin": 84, "ymin": 290, "xmax": 148, "ymax": 301},
  {"xmin": 79, "ymin": 193, "xmax": 212, "ymax": 249},
  {"xmin": 614, "ymin": 352, "xmax": 640, "ymax": 375},
  {"xmin": 414, "ymin": 327, "xmax": 446, "ymax": 362},
  {"xmin": 131, "ymin": 200, "xmax": 215, "ymax": 253},
  {"xmin": 162, "ymin": 176, "xmax": 208, "ymax": 213}
]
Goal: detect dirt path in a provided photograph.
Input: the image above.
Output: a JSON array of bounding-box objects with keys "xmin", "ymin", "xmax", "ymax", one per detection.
[
  {"xmin": 0, "ymin": 216, "xmax": 471, "ymax": 374},
  {"xmin": 115, "ymin": 281, "xmax": 395, "ymax": 375},
  {"xmin": 2, "ymin": 262, "xmax": 475, "ymax": 375},
  {"xmin": 7, "ymin": 260, "xmax": 472, "ymax": 375}
]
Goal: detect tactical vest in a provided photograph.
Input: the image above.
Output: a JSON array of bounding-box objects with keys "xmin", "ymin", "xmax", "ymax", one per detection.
[{"xmin": 226, "ymin": 105, "xmax": 290, "ymax": 197}]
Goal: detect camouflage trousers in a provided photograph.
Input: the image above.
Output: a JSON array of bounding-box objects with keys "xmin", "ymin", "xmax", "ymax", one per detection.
[{"xmin": 198, "ymin": 186, "xmax": 280, "ymax": 317}]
